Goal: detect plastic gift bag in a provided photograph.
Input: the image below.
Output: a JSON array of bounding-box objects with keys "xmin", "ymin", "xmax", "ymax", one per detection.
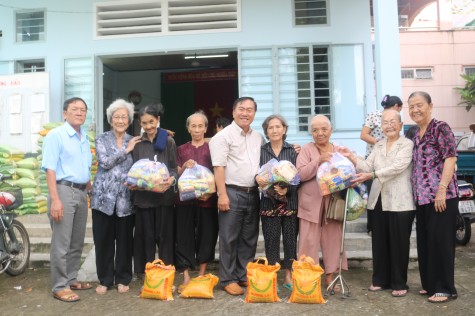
[
  {"xmin": 177, "ymin": 164, "xmax": 216, "ymax": 201},
  {"xmin": 140, "ymin": 259, "xmax": 175, "ymax": 301},
  {"xmin": 346, "ymin": 185, "xmax": 368, "ymax": 221},
  {"xmin": 126, "ymin": 157, "xmax": 170, "ymax": 193},
  {"xmin": 317, "ymin": 152, "xmax": 355, "ymax": 196},
  {"xmin": 289, "ymin": 255, "xmax": 326, "ymax": 304},
  {"xmin": 180, "ymin": 273, "xmax": 219, "ymax": 299},
  {"xmin": 245, "ymin": 257, "xmax": 280, "ymax": 303},
  {"xmin": 257, "ymin": 159, "xmax": 300, "ymax": 193}
]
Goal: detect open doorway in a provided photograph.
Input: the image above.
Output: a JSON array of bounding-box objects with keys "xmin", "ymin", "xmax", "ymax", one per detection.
[{"xmin": 99, "ymin": 49, "xmax": 238, "ymax": 146}]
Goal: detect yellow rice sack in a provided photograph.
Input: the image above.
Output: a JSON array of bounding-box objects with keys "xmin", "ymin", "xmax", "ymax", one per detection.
[
  {"xmin": 245, "ymin": 257, "xmax": 280, "ymax": 303},
  {"xmin": 289, "ymin": 255, "xmax": 326, "ymax": 304},
  {"xmin": 140, "ymin": 259, "xmax": 175, "ymax": 301},
  {"xmin": 180, "ymin": 273, "xmax": 219, "ymax": 299}
]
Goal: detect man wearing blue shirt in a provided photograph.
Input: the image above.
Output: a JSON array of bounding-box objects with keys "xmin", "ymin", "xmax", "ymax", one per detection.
[{"xmin": 42, "ymin": 97, "xmax": 92, "ymax": 302}]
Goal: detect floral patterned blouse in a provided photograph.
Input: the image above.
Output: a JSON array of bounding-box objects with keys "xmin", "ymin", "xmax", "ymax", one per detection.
[
  {"xmin": 411, "ymin": 119, "xmax": 458, "ymax": 205},
  {"xmin": 91, "ymin": 131, "xmax": 135, "ymax": 217},
  {"xmin": 363, "ymin": 110, "xmax": 384, "ymax": 158}
]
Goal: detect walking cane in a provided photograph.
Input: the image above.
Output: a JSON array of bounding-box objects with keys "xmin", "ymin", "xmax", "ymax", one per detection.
[{"xmin": 325, "ymin": 189, "xmax": 351, "ymax": 298}]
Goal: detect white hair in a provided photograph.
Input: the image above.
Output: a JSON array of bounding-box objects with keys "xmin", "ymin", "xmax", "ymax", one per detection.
[
  {"xmin": 311, "ymin": 114, "xmax": 332, "ymax": 128},
  {"xmin": 106, "ymin": 99, "xmax": 135, "ymax": 124}
]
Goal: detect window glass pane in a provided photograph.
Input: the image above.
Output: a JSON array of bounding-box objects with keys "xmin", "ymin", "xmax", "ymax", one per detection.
[
  {"xmin": 64, "ymin": 58, "xmax": 94, "ymax": 128},
  {"xmin": 294, "ymin": 0, "xmax": 327, "ymax": 25},
  {"xmin": 464, "ymin": 67, "xmax": 475, "ymax": 76},
  {"xmin": 16, "ymin": 11, "xmax": 45, "ymax": 42},
  {"xmin": 401, "ymin": 69, "xmax": 414, "ymax": 79},
  {"xmin": 415, "ymin": 68, "xmax": 432, "ymax": 79}
]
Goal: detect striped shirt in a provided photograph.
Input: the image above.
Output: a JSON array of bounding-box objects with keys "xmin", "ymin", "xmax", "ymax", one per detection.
[{"xmin": 259, "ymin": 141, "xmax": 298, "ymax": 213}]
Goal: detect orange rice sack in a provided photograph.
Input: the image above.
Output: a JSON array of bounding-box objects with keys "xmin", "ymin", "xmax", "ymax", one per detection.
[
  {"xmin": 180, "ymin": 273, "xmax": 219, "ymax": 299},
  {"xmin": 140, "ymin": 259, "xmax": 175, "ymax": 301},
  {"xmin": 245, "ymin": 257, "xmax": 280, "ymax": 303},
  {"xmin": 289, "ymin": 255, "xmax": 326, "ymax": 304}
]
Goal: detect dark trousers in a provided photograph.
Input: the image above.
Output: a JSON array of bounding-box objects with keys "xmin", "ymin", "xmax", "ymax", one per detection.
[
  {"xmin": 416, "ymin": 198, "xmax": 458, "ymax": 296},
  {"xmin": 261, "ymin": 214, "xmax": 298, "ymax": 270},
  {"xmin": 133, "ymin": 205, "xmax": 175, "ymax": 274},
  {"xmin": 371, "ymin": 196, "xmax": 415, "ymax": 290},
  {"xmin": 175, "ymin": 204, "xmax": 219, "ymax": 270},
  {"xmin": 218, "ymin": 187, "xmax": 260, "ymax": 287},
  {"xmin": 92, "ymin": 209, "xmax": 134, "ymax": 287},
  {"xmin": 365, "ymin": 179, "xmax": 373, "ymax": 233}
]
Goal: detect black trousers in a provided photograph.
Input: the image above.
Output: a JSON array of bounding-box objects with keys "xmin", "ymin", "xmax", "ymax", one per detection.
[
  {"xmin": 175, "ymin": 204, "xmax": 219, "ymax": 271},
  {"xmin": 416, "ymin": 198, "xmax": 458, "ymax": 296},
  {"xmin": 92, "ymin": 209, "xmax": 134, "ymax": 287},
  {"xmin": 365, "ymin": 179, "xmax": 373, "ymax": 233},
  {"xmin": 371, "ymin": 196, "xmax": 415, "ymax": 290},
  {"xmin": 133, "ymin": 205, "xmax": 175, "ymax": 274},
  {"xmin": 261, "ymin": 214, "xmax": 298, "ymax": 270}
]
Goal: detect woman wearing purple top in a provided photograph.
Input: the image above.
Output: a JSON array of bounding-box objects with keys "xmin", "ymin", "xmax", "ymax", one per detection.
[{"xmin": 408, "ymin": 91, "xmax": 459, "ymax": 304}]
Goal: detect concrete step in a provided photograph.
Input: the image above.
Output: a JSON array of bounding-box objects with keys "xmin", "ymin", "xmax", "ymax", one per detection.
[{"xmin": 18, "ymin": 211, "xmax": 418, "ymax": 267}]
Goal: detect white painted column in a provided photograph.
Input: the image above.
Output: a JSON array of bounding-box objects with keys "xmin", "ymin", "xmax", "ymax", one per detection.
[{"xmin": 373, "ymin": 0, "xmax": 402, "ymax": 103}]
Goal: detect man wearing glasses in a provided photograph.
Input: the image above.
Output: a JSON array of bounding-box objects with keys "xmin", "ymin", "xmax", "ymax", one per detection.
[{"xmin": 42, "ymin": 97, "xmax": 93, "ymax": 302}]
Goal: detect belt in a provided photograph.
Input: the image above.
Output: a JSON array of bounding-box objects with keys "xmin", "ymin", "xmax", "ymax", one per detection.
[
  {"xmin": 226, "ymin": 184, "xmax": 258, "ymax": 194},
  {"xmin": 56, "ymin": 180, "xmax": 87, "ymax": 191}
]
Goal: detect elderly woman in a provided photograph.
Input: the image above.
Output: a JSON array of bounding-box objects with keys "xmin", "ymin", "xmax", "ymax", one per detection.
[
  {"xmin": 255, "ymin": 114, "xmax": 298, "ymax": 291},
  {"xmin": 344, "ymin": 110, "xmax": 415, "ymax": 297},
  {"xmin": 175, "ymin": 111, "xmax": 218, "ymax": 293},
  {"xmin": 296, "ymin": 114, "xmax": 347, "ymax": 291},
  {"xmin": 132, "ymin": 103, "xmax": 177, "ymax": 276},
  {"xmin": 361, "ymin": 95, "xmax": 403, "ymax": 235},
  {"xmin": 91, "ymin": 99, "xmax": 142, "ymax": 294},
  {"xmin": 408, "ymin": 91, "xmax": 458, "ymax": 303}
]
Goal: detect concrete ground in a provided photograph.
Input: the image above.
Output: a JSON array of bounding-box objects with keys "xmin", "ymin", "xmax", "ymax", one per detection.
[{"xmin": 1, "ymin": 235, "xmax": 475, "ymax": 316}]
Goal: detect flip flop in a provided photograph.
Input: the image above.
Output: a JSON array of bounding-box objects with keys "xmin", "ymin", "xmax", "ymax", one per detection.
[
  {"xmin": 368, "ymin": 285, "xmax": 384, "ymax": 292},
  {"xmin": 70, "ymin": 282, "xmax": 92, "ymax": 290},
  {"xmin": 96, "ymin": 285, "xmax": 108, "ymax": 295},
  {"xmin": 53, "ymin": 289, "xmax": 80, "ymax": 302},
  {"xmin": 283, "ymin": 283, "xmax": 293, "ymax": 291},
  {"xmin": 428, "ymin": 293, "xmax": 454, "ymax": 303},
  {"xmin": 391, "ymin": 290, "xmax": 407, "ymax": 297},
  {"xmin": 118, "ymin": 284, "xmax": 129, "ymax": 294}
]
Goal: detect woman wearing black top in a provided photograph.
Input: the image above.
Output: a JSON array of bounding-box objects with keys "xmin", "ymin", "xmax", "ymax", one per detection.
[
  {"xmin": 255, "ymin": 114, "xmax": 298, "ymax": 291},
  {"xmin": 131, "ymin": 103, "xmax": 177, "ymax": 276}
]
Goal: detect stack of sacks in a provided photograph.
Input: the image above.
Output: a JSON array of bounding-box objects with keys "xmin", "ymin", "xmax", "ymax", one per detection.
[
  {"xmin": 0, "ymin": 145, "xmax": 24, "ymax": 179},
  {"xmin": 6, "ymin": 157, "xmax": 47, "ymax": 215}
]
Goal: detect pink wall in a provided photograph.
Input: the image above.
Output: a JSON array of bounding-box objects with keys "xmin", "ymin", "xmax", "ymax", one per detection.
[{"xmin": 399, "ymin": 30, "xmax": 475, "ymax": 133}]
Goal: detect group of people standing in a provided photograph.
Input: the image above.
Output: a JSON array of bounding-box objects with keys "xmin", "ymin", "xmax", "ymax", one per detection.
[{"xmin": 42, "ymin": 91, "xmax": 459, "ymax": 305}]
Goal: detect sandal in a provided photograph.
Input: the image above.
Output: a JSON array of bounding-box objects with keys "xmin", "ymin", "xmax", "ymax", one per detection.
[
  {"xmin": 419, "ymin": 289, "xmax": 428, "ymax": 295},
  {"xmin": 368, "ymin": 285, "xmax": 384, "ymax": 292},
  {"xmin": 428, "ymin": 293, "xmax": 457, "ymax": 303},
  {"xmin": 117, "ymin": 284, "xmax": 129, "ymax": 294},
  {"xmin": 70, "ymin": 282, "xmax": 92, "ymax": 290},
  {"xmin": 391, "ymin": 290, "xmax": 407, "ymax": 297},
  {"xmin": 53, "ymin": 289, "xmax": 80, "ymax": 302},
  {"xmin": 96, "ymin": 285, "xmax": 108, "ymax": 295}
]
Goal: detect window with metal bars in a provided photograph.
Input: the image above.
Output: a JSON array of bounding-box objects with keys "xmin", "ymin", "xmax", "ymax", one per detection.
[
  {"xmin": 15, "ymin": 59, "xmax": 45, "ymax": 73},
  {"xmin": 294, "ymin": 0, "xmax": 327, "ymax": 26},
  {"xmin": 16, "ymin": 10, "xmax": 45, "ymax": 42},
  {"xmin": 401, "ymin": 68, "xmax": 433, "ymax": 79}
]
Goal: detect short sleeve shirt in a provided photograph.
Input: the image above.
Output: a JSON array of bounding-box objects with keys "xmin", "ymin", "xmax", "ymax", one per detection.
[
  {"xmin": 363, "ymin": 110, "xmax": 384, "ymax": 158},
  {"xmin": 209, "ymin": 121, "xmax": 264, "ymax": 187},
  {"xmin": 411, "ymin": 119, "xmax": 458, "ymax": 205}
]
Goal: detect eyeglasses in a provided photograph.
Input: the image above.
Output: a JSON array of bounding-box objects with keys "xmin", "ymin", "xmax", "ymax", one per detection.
[
  {"xmin": 381, "ymin": 120, "xmax": 399, "ymax": 126},
  {"xmin": 69, "ymin": 107, "xmax": 87, "ymax": 114},
  {"xmin": 112, "ymin": 115, "xmax": 128, "ymax": 121}
]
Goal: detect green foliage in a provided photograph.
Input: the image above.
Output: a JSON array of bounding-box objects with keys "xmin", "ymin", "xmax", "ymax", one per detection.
[{"xmin": 455, "ymin": 72, "xmax": 475, "ymax": 112}]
